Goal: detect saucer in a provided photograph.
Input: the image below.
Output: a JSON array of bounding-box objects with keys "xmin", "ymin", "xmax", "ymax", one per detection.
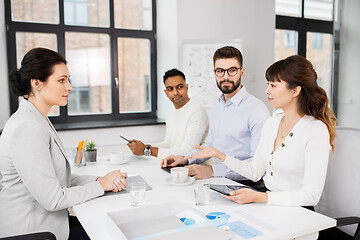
[
  {"xmin": 106, "ymin": 159, "xmax": 128, "ymax": 165},
  {"xmin": 166, "ymin": 177, "xmax": 195, "ymax": 186},
  {"xmin": 104, "ymin": 153, "xmax": 131, "ymax": 165}
]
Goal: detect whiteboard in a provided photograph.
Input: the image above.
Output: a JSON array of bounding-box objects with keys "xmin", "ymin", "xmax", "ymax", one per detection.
[{"xmin": 182, "ymin": 40, "xmax": 242, "ymax": 109}]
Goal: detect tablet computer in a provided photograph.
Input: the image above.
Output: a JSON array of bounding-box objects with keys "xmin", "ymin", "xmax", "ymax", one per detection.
[
  {"xmin": 104, "ymin": 174, "xmax": 152, "ymax": 196},
  {"xmin": 209, "ymin": 184, "xmax": 250, "ymax": 196}
]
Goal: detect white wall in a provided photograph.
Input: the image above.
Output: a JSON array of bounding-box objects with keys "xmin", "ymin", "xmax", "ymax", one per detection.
[
  {"xmin": 0, "ymin": 1, "xmax": 10, "ymax": 129},
  {"xmin": 337, "ymin": 0, "xmax": 360, "ymax": 128},
  {"xmin": 156, "ymin": 0, "xmax": 178, "ymax": 119},
  {"xmin": 57, "ymin": 125, "xmax": 166, "ymax": 158},
  {"xmin": 157, "ymin": 0, "xmax": 275, "ymax": 116},
  {"xmin": 177, "ymin": 0, "xmax": 275, "ymax": 106}
]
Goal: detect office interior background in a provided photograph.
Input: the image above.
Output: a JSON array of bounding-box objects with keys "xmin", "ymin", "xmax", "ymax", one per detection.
[{"xmin": 0, "ymin": 0, "xmax": 359, "ymax": 156}]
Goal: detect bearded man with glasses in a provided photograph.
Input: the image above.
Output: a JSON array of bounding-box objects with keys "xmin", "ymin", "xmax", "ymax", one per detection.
[{"xmin": 162, "ymin": 46, "xmax": 270, "ymax": 186}]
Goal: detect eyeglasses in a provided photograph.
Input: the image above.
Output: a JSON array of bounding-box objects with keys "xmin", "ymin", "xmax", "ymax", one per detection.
[{"xmin": 214, "ymin": 67, "xmax": 242, "ymax": 77}]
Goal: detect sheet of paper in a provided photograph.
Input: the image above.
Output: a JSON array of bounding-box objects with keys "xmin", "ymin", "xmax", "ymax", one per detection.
[
  {"xmin": 144, "ymin": 225, "xmax": 233, "ymax": 240},
  {"xmin": 107, "ymin": 202, "xmax": 234, "ymax": 240},
  {"xmin": 227, "ymin": 221, "xmax": 263, "ymax": 239},
  {"xmin": 119, "ymin": 215, "xmax": 184, "ymax": 239},
  {"xmin": 222, "ymin": 209, "xmax": 278, "ymax": 239}
]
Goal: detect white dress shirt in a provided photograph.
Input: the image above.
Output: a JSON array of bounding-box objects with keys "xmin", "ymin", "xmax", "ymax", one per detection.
[
  {"xmin": 151, "ymin": 100, "xmax": 208, "ymax": 159},
  {"xmin": 223, "ymin": 114, "xmax": 331, "ymax": 206}
]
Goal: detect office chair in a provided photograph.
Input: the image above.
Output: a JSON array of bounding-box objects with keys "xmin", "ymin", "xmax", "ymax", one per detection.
[
  {"xmin": 316, "ymin": 127, "xmax": 360, "ymax": 240},
  {"xmin": 0, "ymin": 232, "xmax": 56, "ymax": 240}
]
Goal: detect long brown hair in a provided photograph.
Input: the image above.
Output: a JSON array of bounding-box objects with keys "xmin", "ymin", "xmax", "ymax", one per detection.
[{"xmin": 266, "ymin": 55, "xmax": 336, "ymax": 151}]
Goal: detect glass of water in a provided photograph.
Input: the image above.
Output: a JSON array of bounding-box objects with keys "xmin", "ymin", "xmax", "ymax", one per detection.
[
  {"xmin": 194, "ymin": 183, "xmax": 210, "ymax": 205},
  {"xmin": 130, "ymin": 182, "xmax": 146, "ymax": 207}
]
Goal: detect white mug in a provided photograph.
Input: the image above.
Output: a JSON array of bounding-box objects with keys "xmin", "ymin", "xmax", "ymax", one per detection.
[
  {"xmin": 170, "ymin": 167, "xmax": 189, "ymax": 183},
  {"xmin": 110, "ymin": 151, "xmax": 125, "ymax": 163}
]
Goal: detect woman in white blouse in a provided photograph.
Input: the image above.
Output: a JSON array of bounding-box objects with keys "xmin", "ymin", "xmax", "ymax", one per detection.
[{"xmin": 185, "ymin": 55, "xmax": 336, "ymax": 207}]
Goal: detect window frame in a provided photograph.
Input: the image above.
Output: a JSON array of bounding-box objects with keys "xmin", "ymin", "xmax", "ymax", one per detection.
[
  {"xmin": 276, "ymin": 16, "xmax": 333, "ymax": 57},
  {"xmin": 275, "ymin": 0, "xmax": 337, "ymax": 114},
  {"xmin": 4, "ymin": 0, "xmax": 158, "ymax": 125}
]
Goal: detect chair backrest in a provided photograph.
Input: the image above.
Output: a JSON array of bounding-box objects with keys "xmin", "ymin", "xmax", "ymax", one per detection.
[
  {"xmin": 315, "ymin": 126, "xmax": 360, "ymax": 236},
  {"xmin": 0, "ymin": 232, "xmax": 56, "ymax": 240}
]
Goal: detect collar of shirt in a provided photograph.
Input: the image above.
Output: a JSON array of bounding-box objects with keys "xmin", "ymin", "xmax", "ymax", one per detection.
[
  {"xmin": 219, "ymin": 85, "xmax": 247, "ymax": 107},
  {"xmin": 173, "ymin": 99, "xmax": 192, "ymax": 113}
]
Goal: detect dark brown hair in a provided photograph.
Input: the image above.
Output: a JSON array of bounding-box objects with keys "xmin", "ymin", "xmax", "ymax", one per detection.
[
  {"xmin": 163, "ymin": 68, "xmax": 186, "ymax": 84},
  {"xmin": 213, "ymin": 46, "xmax": 243, "ymax": 67},
  {"xmin": 9, "ymin": 48, "xmax": 67, "ymax": 97},
  {"xmin": 266, "ymin": 55, "xmax": 336, "ymax": 151}
]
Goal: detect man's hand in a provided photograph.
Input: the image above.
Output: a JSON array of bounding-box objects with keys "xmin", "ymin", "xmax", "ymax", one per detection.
[
  {"xmin": 161, "ymin": 155, "xmax": 187, "ymax": 167},
  {"xmin": 222, "ymin": 188, "xmax": 268, "ymax": 204},
  {"xmin": 186, "ymin": 165, "xmax": 213, "ymax": 179},
  {"xmin": 127, "ymin": 140, "xmax": 146, "ymax": 156}
]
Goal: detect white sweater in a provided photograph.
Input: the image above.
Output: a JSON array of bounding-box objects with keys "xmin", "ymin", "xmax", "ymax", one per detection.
[
  {"xmin": 223, "ymin": 114, "xmax": 331, "ymax": 206},
  {"xmin": 151, "ymin": 100, "xmax": 209, "ymax": 159}
]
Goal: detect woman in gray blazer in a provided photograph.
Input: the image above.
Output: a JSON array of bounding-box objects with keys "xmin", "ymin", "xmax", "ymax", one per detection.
[{"xmin": 0, "ymin": 48, "xmax": 127, "ymax": 240}]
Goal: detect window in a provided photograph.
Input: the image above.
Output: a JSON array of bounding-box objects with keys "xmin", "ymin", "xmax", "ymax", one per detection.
[
  {"xmin": 284, "ymin": 30, "xmax": 297, "ymax": 48},
  {"xmin": 311, "ymin": 32, "xmax": 323, "ymax": 50},
  {"xmin": 64, "ymin": 0, "xmax": 91, "ymax": 26},
  {"xmin": 5, "ymin": 0, "xmax": 157, "ymax": 124},
  {"xmin": 65, "ymin": 32, "xmax": 112, "ymax": 115},
  {"xmin": 275, "ymin": 0, "xmax": 334, "ymax": 107},
  {"xmin": 307, "ymin": 32, "xmax": 332, "ymax": 101},
  {"xmin": 275, "ymin": 30, "xmax": 298, "ymax": 61}
]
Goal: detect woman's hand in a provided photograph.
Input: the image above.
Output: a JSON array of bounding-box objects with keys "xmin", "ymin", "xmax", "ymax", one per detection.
[
  {"xmin": 97, "ymin": 170, "xmax": 128, "ymax": 192},
  {"xmin": 222, "ymin": 188, "xmax": 268, "ymax": 204},
  {"xmin": 185, "ymin": 145, "xmax": 226, "ymax": 161}
]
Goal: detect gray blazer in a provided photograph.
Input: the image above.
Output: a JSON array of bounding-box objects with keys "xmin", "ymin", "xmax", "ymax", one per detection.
[{"xmin": 0, "ymin": 100, "xmax": 104, "ymax": 240}]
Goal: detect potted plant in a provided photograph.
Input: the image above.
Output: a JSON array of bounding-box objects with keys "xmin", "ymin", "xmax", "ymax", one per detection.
[{"xmin": 85, "ymin": 141, "xmax": 97, "ymax": 162}]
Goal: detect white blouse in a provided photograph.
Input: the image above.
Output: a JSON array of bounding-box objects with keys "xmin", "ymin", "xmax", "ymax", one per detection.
[{"xmin": 223, "ymin": 114, "xmax": 331, "ymax": 206}]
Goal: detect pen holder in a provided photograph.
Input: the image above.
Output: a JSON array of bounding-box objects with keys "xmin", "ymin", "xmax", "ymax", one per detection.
[{"xmin": 73, "ymin": 149, "xmax": 86, "ymax": 167}]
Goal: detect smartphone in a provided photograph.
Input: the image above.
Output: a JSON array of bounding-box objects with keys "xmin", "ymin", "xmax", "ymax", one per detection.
[
  {"xmin": 161, "ymin": 164, "xmax": 188, "ymax": 173},
  {"xmin": 209, "ymin": 184, "xmax": 250, "ymax": 196},
  {"xmin": 120, "ymin": 135, "xmax": 132, "ymax": 143}
]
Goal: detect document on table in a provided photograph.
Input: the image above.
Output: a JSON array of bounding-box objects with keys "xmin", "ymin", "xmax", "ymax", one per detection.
[
  {"xmin": 223, "ymin": 209, "xmax": 278, "ymax": 239},
  {"xmin": 106, "ymin": 202, "xmax": 233, "ymax": 240}
]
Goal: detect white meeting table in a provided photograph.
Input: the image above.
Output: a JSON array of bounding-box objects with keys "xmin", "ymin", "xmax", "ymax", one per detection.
[{"xmin": 71, "ymin": 154, "xmax": 335, "ymax": 240}]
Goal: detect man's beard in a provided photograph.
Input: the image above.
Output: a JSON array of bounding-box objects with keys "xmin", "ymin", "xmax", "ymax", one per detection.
[{"xmin": 217, "ymin": 76, "xmax": 241, "ymax": 94}]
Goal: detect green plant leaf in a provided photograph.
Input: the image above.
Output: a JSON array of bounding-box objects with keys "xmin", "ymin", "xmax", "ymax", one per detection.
[{"xmin": 85, "ymin": 141, "xmax": 96, "ymax": 151}]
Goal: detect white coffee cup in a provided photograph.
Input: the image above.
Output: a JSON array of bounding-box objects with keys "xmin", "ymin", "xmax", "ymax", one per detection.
[
  {"xmin": 170, "ymin": 167, "xmax": 189, "ymax": 183},
  {"xmin": 110, "ymin": 151, "xmax": 126, "ymax": 163}
]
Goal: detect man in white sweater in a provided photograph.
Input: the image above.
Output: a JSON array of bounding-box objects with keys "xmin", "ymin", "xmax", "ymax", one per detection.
[{"xmin": 127, "ymin": 69, "xmax": 209, "ymax": 159}]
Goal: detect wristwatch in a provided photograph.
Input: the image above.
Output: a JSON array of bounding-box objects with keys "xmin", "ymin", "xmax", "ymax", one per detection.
[{"xmin": 144, "ymin": 145, "xmax": 151, "ymax": 156}]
